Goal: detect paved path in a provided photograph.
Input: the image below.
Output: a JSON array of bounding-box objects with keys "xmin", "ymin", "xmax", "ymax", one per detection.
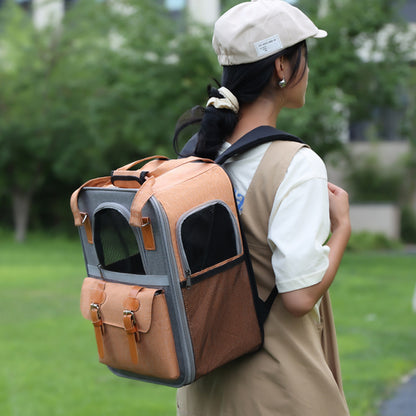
[{"xmin": 379, "ymin": 371, "xmax": 416, "ymax": 416}]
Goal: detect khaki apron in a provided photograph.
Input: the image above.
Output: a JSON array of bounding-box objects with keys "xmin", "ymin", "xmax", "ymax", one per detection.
[{"xmin": 177, "ymin": 141, "xmax": 350, "ymax": 416}]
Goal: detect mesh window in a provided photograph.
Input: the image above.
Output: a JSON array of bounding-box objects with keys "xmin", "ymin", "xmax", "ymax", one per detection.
[
  {"xmin": 94, "ymin": 208, "xmax": 145, "ymax": 274},
  {"xmin": 180, "ymin": 203, "xmax": 238, "ymax": 274}
]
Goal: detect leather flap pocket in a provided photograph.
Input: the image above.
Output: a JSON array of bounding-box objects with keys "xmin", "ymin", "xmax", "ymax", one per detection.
[{"xmin": 80, "ymin": 277, "xmax": 157, "ymax": 333}]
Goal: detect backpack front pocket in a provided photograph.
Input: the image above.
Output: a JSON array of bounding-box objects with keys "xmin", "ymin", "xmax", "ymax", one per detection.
[{"xmin": 80, "ymin": 277, "xmax": 180, "ymax": 381}]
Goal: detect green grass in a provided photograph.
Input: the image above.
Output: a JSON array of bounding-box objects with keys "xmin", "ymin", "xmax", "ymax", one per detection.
[
  {"xmin": 332, "ymin": 252, "xmax": 416, "ymax": 415},
  {"xmin": 1, "ymin": 232, "xmax": 416, "ymax": 415},
  {"xmin": 0, "ymin": 232, "xmax": 177, "ymax": 416}
]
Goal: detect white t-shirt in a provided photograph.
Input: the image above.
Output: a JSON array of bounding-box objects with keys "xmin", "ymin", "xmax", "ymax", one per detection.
[{"xmin": 220, "ymin": 142, "xmax": 330, "ymax": 296}]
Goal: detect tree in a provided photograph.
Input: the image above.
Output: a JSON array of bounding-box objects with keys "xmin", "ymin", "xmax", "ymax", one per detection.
[
  {"xmin": 0, "ymin": 1, "xmax": 116, "ymax": 241},
  {"xmin": 84, "ymin": 0, "xmax": 219, "ymax": 162},
  {"xmin": 282, "ymin": 0, "xmax": 412, "ymax": 154},
  {"xmin": 3, "ymin": 0, "xmax": 411, "ymax": 240},
  {"xmin": 0, "ymin": 0, "xmax": 219, "ymax": 241},
  {"xmin": 221, "ymin": 0, "xmax": 412, "ymax": 156}
]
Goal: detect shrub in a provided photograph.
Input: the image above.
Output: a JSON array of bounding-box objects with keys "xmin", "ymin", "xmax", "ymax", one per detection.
[
  {"xmin": 347, "ymin": 231, "xmax": 402, "ymax": 252},
  {"xmin": 346, "ymin": 153, "xmax": 403, "ymax": 203},
  {"xmin": 401, "ymin": 205, "xmax": 416, "ymax": 243}
]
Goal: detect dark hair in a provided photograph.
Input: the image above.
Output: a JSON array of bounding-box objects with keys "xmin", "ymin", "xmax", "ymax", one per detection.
[{"xmin": 173, "ymin": 40, "xmax": 307, "ymax": 160}]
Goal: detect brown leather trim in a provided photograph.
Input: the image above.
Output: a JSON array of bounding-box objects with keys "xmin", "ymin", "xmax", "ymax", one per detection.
[{"xmin": 141, "ymin": 217, "xmax": 156, "ymax": 251}]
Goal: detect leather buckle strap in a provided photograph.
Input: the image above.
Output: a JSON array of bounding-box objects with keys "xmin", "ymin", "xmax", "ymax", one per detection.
[
  {"xmin": 140, "ymin": 217, "xmax": 156, "ymax": 251},
  {"xmin": 122, "ymin": 286, "xmax": 143, "ymax": 365},
  {"xmin": 90, "ymin": 303, "xmax": 105, "ymax": 360},
  {"xmin": 123, "ymin": 310, "xmax": 139, "ymax": 364}
]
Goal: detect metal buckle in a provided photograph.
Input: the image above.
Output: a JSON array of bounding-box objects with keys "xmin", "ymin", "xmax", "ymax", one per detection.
[
  {"xmin": 81, "ymin": 212, "xmax": 88, "ymax": 224},
  {"xmin": 140, "ymin": 217, "xmax": 150, "ymax": 228},
  {"xmin": 90, "ymin": 303, "xmax": 101, "ymax": 319},
  {"xmin": 123, "ymin": 309, "xmax": 137, "ymax": 325}
]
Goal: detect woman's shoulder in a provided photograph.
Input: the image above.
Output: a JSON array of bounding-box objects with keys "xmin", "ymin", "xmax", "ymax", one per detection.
[{"xmin": 288, "ymin": 146, "xmax": 327, "ymax": 180}]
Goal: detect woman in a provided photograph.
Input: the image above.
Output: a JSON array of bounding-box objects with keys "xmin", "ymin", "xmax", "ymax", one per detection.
[{"xmin": 175, "ymin": 1, "xmax": 351, "ymax": 415}]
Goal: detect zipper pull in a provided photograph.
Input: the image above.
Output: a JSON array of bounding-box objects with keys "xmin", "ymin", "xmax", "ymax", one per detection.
[{"xmin": 185, "ymin": 268, "xmax": 192, "ymax": 289}]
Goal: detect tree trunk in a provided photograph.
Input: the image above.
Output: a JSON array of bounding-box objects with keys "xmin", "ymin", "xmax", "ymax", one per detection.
[{"xmin": 12, "ymin": 189, "xmax": 32, "ymax": 243}]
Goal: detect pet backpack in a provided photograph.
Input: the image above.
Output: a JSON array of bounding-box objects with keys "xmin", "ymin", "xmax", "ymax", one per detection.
[{"xmin": 70, "ymin": 126, "xmax": 302, "ymax": 387}]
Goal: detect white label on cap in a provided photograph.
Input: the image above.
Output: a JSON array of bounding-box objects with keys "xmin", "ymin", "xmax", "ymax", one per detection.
[{"xmin": 254, "ymin": 34, "xmax": 283, "ymax": 58}]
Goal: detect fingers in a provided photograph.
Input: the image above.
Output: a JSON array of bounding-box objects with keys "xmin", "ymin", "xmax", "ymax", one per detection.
[
  {"xmin": 328, "ymin": 181, "xmax": 344, "ymax": 195},
  {"xmin": 327, "ymin": 181, "xmax": 349, "ymax": 206},
  {"xmin": 327, "ymin": 182, "xmax": 351, "ymax": 233}
]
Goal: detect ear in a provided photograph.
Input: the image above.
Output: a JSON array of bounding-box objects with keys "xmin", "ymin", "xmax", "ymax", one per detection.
[{"xmin": 274, "ymin": 56, "xmax": 285, "ymax": 81}]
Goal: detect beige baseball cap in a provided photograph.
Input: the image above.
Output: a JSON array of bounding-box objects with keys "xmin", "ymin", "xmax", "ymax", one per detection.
[{"xmin": 212, "ymin": 0, "xmax": 327, "ymax": 66}]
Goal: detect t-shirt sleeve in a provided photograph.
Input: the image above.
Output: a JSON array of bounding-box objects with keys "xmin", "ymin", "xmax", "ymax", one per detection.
[{"xmin": 268, "ymin": 147, "xmax": 330, "ymax": 293}]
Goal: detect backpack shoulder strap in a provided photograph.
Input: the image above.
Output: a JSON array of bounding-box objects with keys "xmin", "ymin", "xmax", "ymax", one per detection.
[
  {"xmin": 215, "ymin": 125, "xmax": 303, "ymax": 164},
  {"xmin": 180, "ymin": 125, "xmax": 303, "ymax": 162}
]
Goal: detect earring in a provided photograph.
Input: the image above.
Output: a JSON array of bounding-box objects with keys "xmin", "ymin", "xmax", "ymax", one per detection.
[{"xmin": 279, "ymin": 78, "xmax": 287, "ymax": 89}]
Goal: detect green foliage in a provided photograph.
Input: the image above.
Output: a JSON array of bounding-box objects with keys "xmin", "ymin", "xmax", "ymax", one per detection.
[
  {"xmin": 401, "ymin": 67, "xmax": 416, "ymax": 195},
  {"xmin": 345, "ymin": 152, "xmax": 403, "ymax": 202},
  {"xmin": 0, "ymin": 3, "xmax": 48, "ymax": 192},
  {"xmin": 222, "ymin": 0, "xmax": 413, "ymax": 156},
  {"xmin": 0, "ymin": 1, "xmax": 219, "ymax": 237},
  {"xmin": 221, "ymin": 0, "xmax": 241, "ymax": 12},
  {"xmin": 87, "ymin": 2, "xmax": 219, "ymax": 165},
  {"xmin": 0, "ymin": 0, "xmax": 414, "ymax": 236},
  {"xmin": 401, "ymin": 205, "xmax": 416, "ymax": 243},
  {"xmin": 0, "ymin": 1, "xmax": 122, "ymax": 240},
  {"xmin": 343, "ymin": 138, "xmax": 416, "ymax": 244},
  {"xmin": 294, "ymin": 0, "xmax": 410, "ymax": 147},
  {"xmin": 347, "ymin": 231, "xmax": 402, "ymax": 252},
  {"xmin": 0, "ymin": 1, "xmax": 114, "ymax": 187},
  {"xmin": 278, "ymin": 86, "xmax": 351, "ymax": 156}
]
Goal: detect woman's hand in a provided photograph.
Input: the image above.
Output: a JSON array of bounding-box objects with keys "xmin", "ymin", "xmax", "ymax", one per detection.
[{"xmin": 327, "ymin": 182, "xmax": 351, "ymax": 234}]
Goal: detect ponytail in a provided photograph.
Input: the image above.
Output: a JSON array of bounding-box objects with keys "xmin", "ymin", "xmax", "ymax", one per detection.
[
  {"xmin": 173, "ymin": 41, "xmax": 307, "ymax": 160},
  {"xmin": 194, "ymin": 86, "xmax": 239, "ymax": 160}
]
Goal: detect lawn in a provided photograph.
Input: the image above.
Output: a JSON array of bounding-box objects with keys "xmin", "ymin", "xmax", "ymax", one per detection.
[
  {"xmin": 1, "ymin": 231, "xmax": 415, "ymax": 416},
  {"xmin": 332, "ymin": 251, "xmax": 416, "ymax": 415}
]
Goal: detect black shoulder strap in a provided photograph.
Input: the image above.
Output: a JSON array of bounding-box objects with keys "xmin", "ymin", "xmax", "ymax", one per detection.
[
  {"xmin": 215, "ymin": 125, "xmax": 303, "ymax": 165},
  {"xmin": 179, "ymin": 133, "xmax": 199, "ymax": 158},
  {"xmin": 258, "ymin": 287, "xmax": 279, "ymax": 325}
]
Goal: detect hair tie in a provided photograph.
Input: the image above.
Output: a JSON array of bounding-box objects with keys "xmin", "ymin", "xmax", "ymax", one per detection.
[{"xmin": 206, "ymin": 87, "xmax": 239, "ymax": 114}]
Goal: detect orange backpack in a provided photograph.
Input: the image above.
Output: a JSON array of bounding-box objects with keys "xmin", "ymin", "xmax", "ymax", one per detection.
[{"xmin": 70, "ymin": 126, "xmax": 302, "ymax": 387}]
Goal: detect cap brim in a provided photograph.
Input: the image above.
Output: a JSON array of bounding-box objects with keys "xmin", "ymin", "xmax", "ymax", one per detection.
[{"xmin": 314, "ymin": 29, "xmax": 328, "ymax": 39}]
